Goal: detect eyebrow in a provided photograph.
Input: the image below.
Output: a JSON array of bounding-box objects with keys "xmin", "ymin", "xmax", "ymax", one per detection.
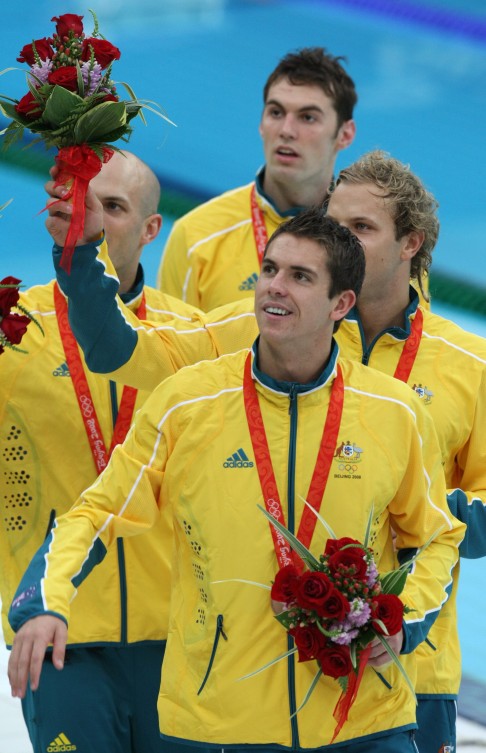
[
  {"xmin": 264, "ymin": 258, "xmax": 318, "ymax": 278},
  {"xmin": 327, "ymin": 211, "xmax": 375, "ymax": 225},
  {"xmin": 264, "ymin": 98, "xmax": 324, "ymax": 115}
]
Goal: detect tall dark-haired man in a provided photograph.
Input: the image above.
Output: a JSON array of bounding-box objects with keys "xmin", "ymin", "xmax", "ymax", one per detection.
[{"xmin": 157, "ymin": 47, "xmax": 357, "ymax": 310}]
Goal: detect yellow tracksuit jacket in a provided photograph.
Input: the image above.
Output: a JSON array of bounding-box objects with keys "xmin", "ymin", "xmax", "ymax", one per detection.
[
  {"xmin": 0, "ymin": 274, "xmax": 207, "ymax": 646},
  {"xmin": 10, "ymin": 345, "xmax": 464, "ymax": 748},
  {"xmin": 157, "ymin": 171, "xmax": 290, "ymax": 311}
]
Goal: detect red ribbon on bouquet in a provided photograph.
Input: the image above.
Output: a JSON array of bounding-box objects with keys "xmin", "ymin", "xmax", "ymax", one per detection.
[
  {"xmin": 331, "ymin": 643, "xmax": 372, "ymax": 743},
  {"xmin": 53, "ymin": 144, "xmax": 114, "ymax": 273}
]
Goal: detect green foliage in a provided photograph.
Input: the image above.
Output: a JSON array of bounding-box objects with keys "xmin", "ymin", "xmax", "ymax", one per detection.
[
  {"xmin": 74, "ymin": 101, "xmax": 127, "ymax": 142},
  {"xmin": 43, "ymin": 87, "xmax": 85, "ymax": 127}
]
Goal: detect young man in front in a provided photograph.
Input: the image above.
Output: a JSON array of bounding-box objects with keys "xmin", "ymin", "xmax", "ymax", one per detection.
[{"xmin": 9, "ymin": 210, "xmax": 463, "ymax": 752}]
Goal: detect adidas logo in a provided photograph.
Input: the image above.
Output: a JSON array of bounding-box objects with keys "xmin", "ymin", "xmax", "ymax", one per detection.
[
  {"xmin": 53, "ymin": 362, "xmax": 70, "ymax": 377},
  {"xmin": 223, "ymin": 448, "xmax": 254, "ymax": 468},
  {"xmin": 47, "ymin": 732, "xmax": 77, "ymax": 751},
  {"xmin": 239, "ymin": 273, "xmax": 259, "ymax": 291}
]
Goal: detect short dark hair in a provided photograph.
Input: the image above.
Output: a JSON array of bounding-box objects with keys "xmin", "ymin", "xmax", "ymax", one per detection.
[
  {"xmin": 266, "ymin": 207, "xmax": 365, "ymax": 300},
  {"xmin": 263, "ymin": 47, "xmax": 357, "ymax": 128}
]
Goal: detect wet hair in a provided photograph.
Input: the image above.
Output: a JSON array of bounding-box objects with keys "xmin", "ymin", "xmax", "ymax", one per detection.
[
  {"xmin": 263, "ymin": 47, "xmax": 357, "ymax": 128},
  {"xmin": 335, "ymin": 150, "xmax": 439, "ymax": 299},
  {"xmin": 266, "ymin": 206, "xmax": 365, "ymax": 300}
]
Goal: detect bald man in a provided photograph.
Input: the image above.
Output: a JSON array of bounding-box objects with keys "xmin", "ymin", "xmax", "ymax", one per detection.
[{"xmin": 0, "ymin": 152, "xmax": 210, "ymax": 753}]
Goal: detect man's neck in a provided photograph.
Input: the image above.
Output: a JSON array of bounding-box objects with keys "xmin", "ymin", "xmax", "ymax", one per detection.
[
  {"xmin": 258, "ymin": 339, "xmax": 331, "ymax": 384},
  {"xmin": 357, "ymin": 293, "xmax": 410, "ymax": 346},
  {"xmin": 117, "ymin": 266, "xmax": 140, "ymax": 296},
  {"xmin": 262, "ymin": 171, "xmax": 330, "ymax": 213}
]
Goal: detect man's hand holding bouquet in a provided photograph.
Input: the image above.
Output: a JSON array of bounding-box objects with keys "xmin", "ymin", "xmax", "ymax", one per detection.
[{"xmin": 0, "ymin": 10, "xmax": 172, "ymax": 272}]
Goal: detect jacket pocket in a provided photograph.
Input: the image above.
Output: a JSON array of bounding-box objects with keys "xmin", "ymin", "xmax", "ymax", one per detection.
[{"xmin": 197, "ymin": 614, "xmax": 228, "ymax": 695}]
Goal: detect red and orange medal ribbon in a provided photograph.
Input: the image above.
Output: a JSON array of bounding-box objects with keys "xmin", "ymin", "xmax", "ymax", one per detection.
[
  {"xmin": 54, "ymin": 282, "xmax": 145, "ymax": 473},
  {"xmin": 243, "ymin": 351, "xmax": 344, "ymax": 567}
]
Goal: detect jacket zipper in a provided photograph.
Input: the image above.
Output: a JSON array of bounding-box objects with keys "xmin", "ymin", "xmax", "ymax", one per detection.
[
  {"xmin": 197, "ymin": 614, "xmax": 228, "ymax": 695},
  {"xmin": 110, "ymin": 379, "xmax": 128, "ymax": 644}
]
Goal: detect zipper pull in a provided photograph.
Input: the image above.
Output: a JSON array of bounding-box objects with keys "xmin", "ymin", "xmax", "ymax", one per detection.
[{"xmin": 217, "ymin": 614, "xmax": 228, "ymax": 641}]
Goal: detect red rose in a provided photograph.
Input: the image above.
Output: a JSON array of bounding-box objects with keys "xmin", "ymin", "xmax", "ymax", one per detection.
[
  {"xmin": 51, "ymin": 14, "xmax": 84, "ymax": 38},
  {"xmin": 0, "ymin": 313, "xmax": 31, "ymax": 345},
  {"xmin": 17, "ymin": 38, "xmax": 54, "ymax": 65},
  {"xmin": 290, "ymin": 624, "xmax": 327, "ymax": 662},
  {"xmin": 295, "ymin": 571, "xmax": 332, "ymax": 612},
  {"xmin": 317, "ymin": 643, "xmax": 353, "ymax": 678},
  {"xmin": 325, "ymin": 537, "xmax": 363, "ymax": 556},
  {"xmin": 271, "ymin": 564, "xmax": 300, "ymax": 603},
  {"xmin": 48, "ymin": 66, "xmax": 79, "ymax": 92},
  {"xmin": 0, "ymin": 277, "xmax": 21, "ymax": 315},
  {"xmin": 371, "ymin": 594, "xmax": 404, "ymax": 636},
  {"xmin": 328, "ymin": 548, "xmax": 367, "ymax": 581},
  {"xmin": 81, "ymin": 38, "xmax": 121, "ymax": 69},
  {"xmin": 15, "ymin": 92, "xmax": 42, "ymax": 120},
  {"xmin": 101, "ymin": 93, "xmax": 119, "ymax": 103},
  {"xmin": 319, "ymin": 587, "xmax": 350, "ymax": 621}
]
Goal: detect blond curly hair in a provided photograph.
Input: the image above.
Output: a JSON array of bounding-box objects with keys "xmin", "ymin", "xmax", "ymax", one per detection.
[{"xmin": 335, "ymin": 150, "xmax": 439, "ymax": 300}]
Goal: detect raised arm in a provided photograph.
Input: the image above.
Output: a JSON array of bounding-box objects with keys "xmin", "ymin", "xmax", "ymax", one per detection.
[{"xmin": 47, "ymin": 178, "xmax": 257, "ymax": 391}]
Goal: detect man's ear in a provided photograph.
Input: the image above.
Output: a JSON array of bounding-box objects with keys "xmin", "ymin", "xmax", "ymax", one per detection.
[
  {"xmin": 400, "ymin": 230, "xmax": 424, "ymax": 262},
  {"xmin": 142, "ymin": 213, "xmax": 163, "ymax": 246},
  {"xmin": 331, "ymin": 289, "xmax": 356, "ymax": 323},
  {"xmin": 335, "ymin": 119, "xmax": 356, "ymax": 152}
]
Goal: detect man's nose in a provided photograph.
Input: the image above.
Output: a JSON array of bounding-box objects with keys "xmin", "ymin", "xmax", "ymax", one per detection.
[
  {"xmin": 280, "ymin": 113, "xmax": 297, "ymax": 139},
  {"xmin": 268, "ymin": 271, "xmax": 288, "ymax": 296}
]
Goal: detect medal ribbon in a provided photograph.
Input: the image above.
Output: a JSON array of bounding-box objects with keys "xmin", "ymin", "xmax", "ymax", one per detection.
[
  {"xmin": 393, "ymin": 307, "xmax": 423, "ymax": 383},
  {"xmin": 54, "ymin": 282, "xmax": 145, "ymax": 474},
  {"xmin": 243, "ymin": 352, "xmax": 344, "ymax": 568},
  {"xmin": 250, "ymin": 184, "xmax": 269, "ymax": 267}
]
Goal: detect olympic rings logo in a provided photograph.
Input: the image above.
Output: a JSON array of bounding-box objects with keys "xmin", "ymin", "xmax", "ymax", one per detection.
[
  {"xmin": 266, "ymin": 498, "xmax": 281, "ymax": 519},
  {"xmin": 79, "ymin": 394, "xmax": 94, "ymax": 418},
  {"xmin": 338, "ymin": 464, "xmax": 358, "ymax": 472}
]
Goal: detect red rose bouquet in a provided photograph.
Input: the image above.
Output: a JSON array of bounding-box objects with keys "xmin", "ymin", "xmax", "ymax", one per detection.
[
  {"xmin": 0, "ymin": 10, "xmax": 172, "ymax": 272},
  {"xmin": 0, "ymin": 276, "xmax": 42, "ymax": 355},
  {"xmin": 241, "ymin": 504, "xmax": 420, "ymax": 743}
]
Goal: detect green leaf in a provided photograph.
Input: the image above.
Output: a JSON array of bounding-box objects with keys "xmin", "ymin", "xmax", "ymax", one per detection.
[
  {"xmin": 380, "ymin": 568, "xmax": 408, "ymax": 596},
  {"xmin": 0, "ymin": 198, "xmax": 13, "ymax": 217},
  {"xmin": 1, "ymin": 122, "xmax": 25, "ymax": 148},
  {"xmin": 299, "ymin": 496, "xmax": 337, "ymax": 540},
  {"xmin": 43, "ymin": 86, "xmax": 84, "ymax": 127},
  {"xmin": 337, "ymin": 674, "xmax": 349, "ymax": 694},
  {"xmin": 138, "ymin": 100, "xmax": 177, "ymax": 127},
  {"xmin": 290, "ymin": 668, "xmax": 323, "ymax": 718},
  {"xmin": 211, "ymin": 578, "xmax": 271, "ymax": 590},
  {"xmin": 274, "ymin": 610, "xmax": 296, "ymax": 630},
  {"xmin": 258, "ymin": 505, "xmax": 321, "ymax": 570},
  {"xmin": 363, "ymin": 503, "xmax": 374, "ymax": 548},
  {"xmin": 76, "ymin": 64, "xmax": 85, "ymax": 98},
  {"xmin": 73, "ymin": 101, "xmax": 127, "ymax": 143},
  {"xmin": 350, "ymin": 641, "xmax": 357, "ymax": 669},
  {"xmin": 0, "ymin": 101, "xmax": 23, "ymax": 120},
  {"xmin": 238, "ymin": 647, "xmax": 298, "ymax": 681}
]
